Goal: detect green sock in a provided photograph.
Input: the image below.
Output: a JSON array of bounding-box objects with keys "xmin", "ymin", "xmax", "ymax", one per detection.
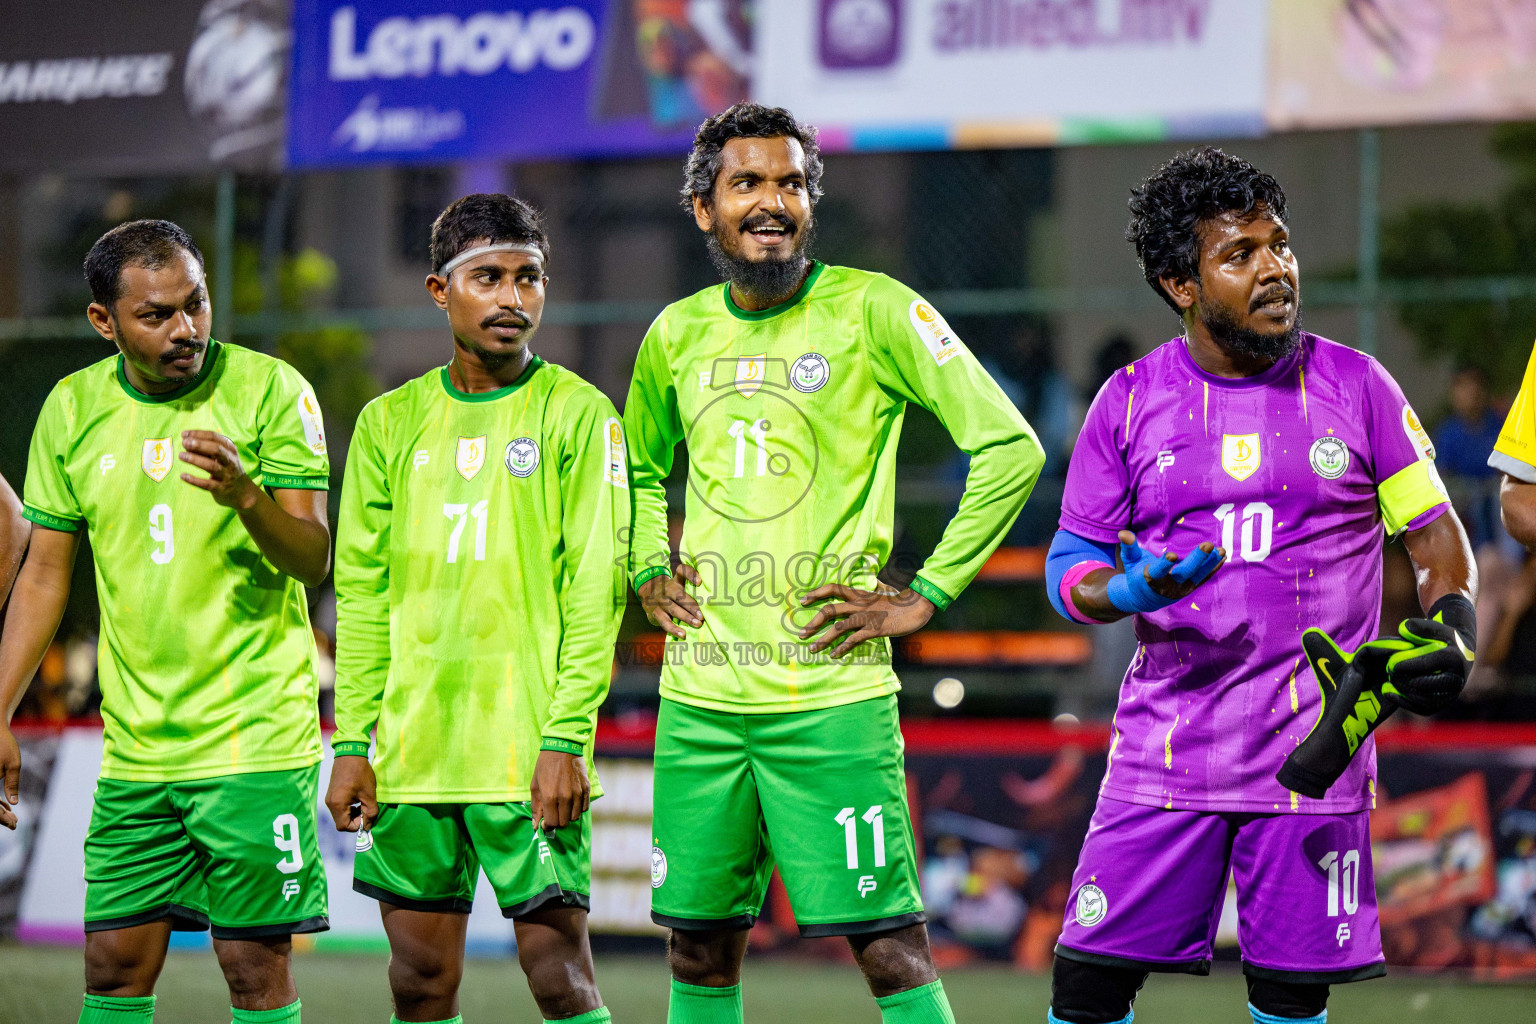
[
  {"xmin": 79, "ymin": 995, "xmax": 156, "ymax": 1023},
  {"xmin": 668, "ymin": 979, "xmax": 742, "ymax": 1024},
  {"xmin": 547, "ymin": 1008, "xmax": 612, "ymax": 1024},
  {"xmin": 232, "ymin": 1001, "xmax": 301, "ymax": 1024},
  {"xmin": 876, "ymin": 980, "xmax": 956, "ymax": 1024}
]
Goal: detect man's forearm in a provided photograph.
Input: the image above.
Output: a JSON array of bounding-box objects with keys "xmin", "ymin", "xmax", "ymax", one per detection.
[
  {"xmin": 1403, "ymin": 511, "xmax": 1476, "ymax": 612},
  {"xmin": 0, "ymin": 548, "xmax": 75, "ymax": 719},
  {"xmin": 237, "ymin": 488, "xmax": 331, "ymax": 586}
]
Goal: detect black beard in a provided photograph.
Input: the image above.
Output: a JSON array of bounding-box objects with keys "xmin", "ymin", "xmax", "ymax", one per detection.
[
  {"xmin": 1200, "ymin": 298, "xmax": 1303, "ymax": 363},
  {"xmin": 460, "ymin": 335, "xmax": 532, "ymax": 372},
  {"xmin": 706, "ymin": 218, "xmax": 816, "ymax": 303}
]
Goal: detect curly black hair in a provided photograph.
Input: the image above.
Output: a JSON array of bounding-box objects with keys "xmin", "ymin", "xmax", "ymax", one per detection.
[
  {"xmin": 84, "ymin": 219, "xmax": 204, "ymax": 307},
  {"xmin": 429, "ymin": 193, "xmax": 550, "ymax": 274},
  {"xmin": 680, "ymin": 102, "xmax": 824, "ymax": 212},
  {"xmin": 1126, "ymin": 147, "xmax": 1288, "ymax": 314}
]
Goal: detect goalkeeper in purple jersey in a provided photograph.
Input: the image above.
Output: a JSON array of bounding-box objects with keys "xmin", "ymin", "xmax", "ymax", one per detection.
[{"xmin": 1044, "ymin": 149, "xmax": 1477, "ymax": 1024}]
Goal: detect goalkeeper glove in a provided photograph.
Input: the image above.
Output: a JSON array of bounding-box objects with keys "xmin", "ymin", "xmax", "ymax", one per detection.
[
  {"xmin": 1383, "ymin": 593, "xmax": 1476, "ymax": 716},
  {"xmin": 1276, "ymin": 629, "xmax": 1403, "ymax": 799}
]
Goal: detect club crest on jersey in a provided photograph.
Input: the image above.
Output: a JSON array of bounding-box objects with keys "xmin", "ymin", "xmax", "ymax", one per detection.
[
  {"xmin": 505, "ymin": 437, "xmax": 540, "ymax": 478},
  {"xmin": 1221, "ymin": 433, "xmax": 1261, "ymax": 482},
  {"xmin": 1310, "ymin": 437, "xmax": 1350, "ymax": 479},
  {"xmin": 735, "ymin": 354, "xmax": 767, "ymax": 397},
  {"xmin": 142, "ymin": 438, "xmax": 173, "ymax": 482},
  {"xmin": 456, "ymin": 435, "xmax": 487, "ymax": 480},
  {"xmin": 651, "ymin": 846, "xmax": 667, "ymax": 888},
  {"xmin": 297, "ymin": 391, "xmax": 327, "ymax": 455},
  {"xmin": 791, "ymin": 352, "xmax": 830, "ymax": 393},
  {"xmin": 908, "ymin": 299, "xmax": 959, "ymax": 366},
  {"xmin": 1074, "ymin": 883, "xmax": 1107, "ymax": 927},
  {"xmin": 1402, "ymin": 403, "xmax": 1436, "ymax": 460}
]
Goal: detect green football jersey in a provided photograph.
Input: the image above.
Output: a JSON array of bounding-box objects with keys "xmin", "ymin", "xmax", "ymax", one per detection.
[
  {"xmin": 624, "ymin": 262, "xmax": 1045, "ymax": 714},
  {"xmin": 22, "ymin": 341, "xmax": 329, "ymax": 782},
  {"xmin": 331, "ymin": 357, "xmax": 630, "ymax": 803}
]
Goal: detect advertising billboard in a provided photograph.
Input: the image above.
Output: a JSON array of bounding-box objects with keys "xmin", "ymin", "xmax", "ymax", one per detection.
[
  {"xmin": 0, "ymin": 0, "xmax": 289, "ymax": 174},
  {"xmin": 286, "ymin": 1, "xmax": 752, "ymax": 167},
  {"xmin": 753, "ymin": 0, "xmax": 1270, "ymax": 149}
]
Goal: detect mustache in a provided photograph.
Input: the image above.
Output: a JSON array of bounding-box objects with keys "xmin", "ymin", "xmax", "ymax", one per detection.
[
  {"xmin": 480, "ymin": 310, "xmax": 531, "ymax": 330},
  {"xmin": 739, "ymin": 211, "xmax": 795, "ymax": 234},
  {"xmin": 1251, "ymin": 285, "xmax": 1296, "ymax": 311},
  {"xmin": 160, "ymin": 341, "xmax": 206, "ymax": 363}
]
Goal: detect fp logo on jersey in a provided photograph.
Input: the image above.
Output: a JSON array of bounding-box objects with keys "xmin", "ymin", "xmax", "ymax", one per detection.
[
  {"xmin": 1221, "ymin": 433, "xmax": 1261, "ymax": 482},
  {"xmin": 1310, "ymin": 437, "xmax": 1350, "ymax": 479},
  {"xmin": 505, "ymin": 437, "xmax": 540, "ymax": 478},
  {"xmin": 142, "ymin": 438, "xmax": 173, "ymax": 482},
  {"xmin": 1074, "ymin": 883, "xmax": 1108, "ymax": 927},
  {"xmin": 735, "ymin": 354, "xmax": 767, "ymax": 398},
  {"xmin": 791, "ymin": 352, "xmax": 830, "ymax": 393},
  {"xmin": 456, "ymin": 435, "xmax": 486, "ymax": 480}
]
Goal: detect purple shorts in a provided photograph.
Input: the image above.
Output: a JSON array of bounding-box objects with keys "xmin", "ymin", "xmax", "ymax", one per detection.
[{"xmin": 1057, "ymin": 796, "xmax": 1385, "ymax": 983}]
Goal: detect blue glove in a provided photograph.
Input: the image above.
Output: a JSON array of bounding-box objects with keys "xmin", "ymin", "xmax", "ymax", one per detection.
[{"xmin": 1104, "ymin": 537, "xmax": 1223, "ymax": 615}]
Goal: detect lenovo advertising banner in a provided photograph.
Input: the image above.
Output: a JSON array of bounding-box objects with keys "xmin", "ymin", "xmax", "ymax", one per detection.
[
  {"xmin": 285, "ymin": 1, "xmax": 750, "ymax": 167},
  {"xmin": 0, "ymin": 0, "xmax": 289, "ymax": 174}
]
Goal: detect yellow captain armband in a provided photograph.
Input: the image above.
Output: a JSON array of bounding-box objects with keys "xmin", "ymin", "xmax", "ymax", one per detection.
[{"xmin": 1378, "ymin": 459, "xmax": 1450, "ymax": 536}]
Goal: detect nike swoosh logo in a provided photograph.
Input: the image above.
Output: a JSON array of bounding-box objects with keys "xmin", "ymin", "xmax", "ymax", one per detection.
[
  {"xmin": 1317, "ymin": 658, "xmax": 1334, "ymax": 685},
  {"xmin": 1454, "ymin": 632, "xmax": 1474, "ymax": 663}
]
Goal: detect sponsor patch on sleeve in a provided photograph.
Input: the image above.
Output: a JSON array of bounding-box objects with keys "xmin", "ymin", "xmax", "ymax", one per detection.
[
  {"xmin": 1402, "ymin": 403, "xmax": 1434, "ymax": 461},
  {"xmin": 298, "ymin": 391, "xmax": 327, "ymax": 455},
  {"xmin": 908, "ymin": 299, "xmax": 960, "ymax": 367},
  {"xmin": 604, "ymin": 417, "xmax": 628, "ymax": 489}
]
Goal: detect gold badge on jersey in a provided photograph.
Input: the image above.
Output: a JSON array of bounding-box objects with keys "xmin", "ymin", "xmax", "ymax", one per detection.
[
  {"xmin": 456, "ymin": 435, "xmax": 487, "ymax": 481},
  {"xmin": 734, "ymin": 354, "xmax": 767, "ymax": 398},
  {"xmin": 142, "ymin": 437, "xmax": 173, "ymax": 482},
  {"xmin": 1221, "ymin": 433, "xmax": 1261, "ymax": 482}
]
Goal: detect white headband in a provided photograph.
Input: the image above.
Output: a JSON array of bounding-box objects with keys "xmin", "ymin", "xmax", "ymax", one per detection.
[{"xmin": 438, "ymin": 243, "xmax": 544, "ymax": 277}]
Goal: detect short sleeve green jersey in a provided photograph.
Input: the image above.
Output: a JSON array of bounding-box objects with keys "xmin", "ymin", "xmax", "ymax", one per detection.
[
  {"xmin": 22, "ymin": 341, "xmax": 329, "ymax": 782},
  {"xmin": 624, "ymin": 262, "xmax": 1045, "ymax": 714},
  {"xmin": 332, "ymin": 357, "xmax": 630, "ymax": 803}
]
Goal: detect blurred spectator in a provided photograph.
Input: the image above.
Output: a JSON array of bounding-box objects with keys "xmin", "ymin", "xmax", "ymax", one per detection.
[{"xmin": 1435, "ymin": 367, "xmax": 1507, "ymax": 551}]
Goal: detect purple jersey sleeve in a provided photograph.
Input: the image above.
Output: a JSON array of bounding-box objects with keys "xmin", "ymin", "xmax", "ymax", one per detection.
[
  {"xmin": 1361, "ymin": 355, "xmax": 1450, "ymax": 534},
  {"xmin": 1060, "ymin": 369, "xmax": 1132, "ymax": 544}
]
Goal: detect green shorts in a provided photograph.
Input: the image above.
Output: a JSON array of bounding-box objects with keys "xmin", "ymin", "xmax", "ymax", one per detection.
[
  {"xmin": 353, "ymin": 801, "xmax": 591, "ymax": 919},
  {"xmin": 650, "ymin": 694, "xmax": 925, "ymax": 937},
  {"xmin": 83, "ymin": 765, "xmax": 329, "ymax": 939}
]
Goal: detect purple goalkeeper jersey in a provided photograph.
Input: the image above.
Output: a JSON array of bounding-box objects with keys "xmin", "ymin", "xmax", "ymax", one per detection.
[{"xmin": 1060, "ymin": 333, "xmax": 1449, "ymax": 814}]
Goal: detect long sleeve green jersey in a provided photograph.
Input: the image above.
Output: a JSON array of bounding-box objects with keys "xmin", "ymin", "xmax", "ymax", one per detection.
[
  {"xmin": 332, "ymin": 357, "xmax": 630, "ymax": 803},
  {"xmin": 624, "ymin": 262, "xmax": 1045, "ymax": 714},
  {"xmin": 21, "ymin": 341, "xmax": 328, "ymax": 782}
]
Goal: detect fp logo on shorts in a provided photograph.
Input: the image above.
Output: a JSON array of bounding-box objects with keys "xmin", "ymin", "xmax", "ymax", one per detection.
[
  {"xmin": 281, "ymin": 880, "xmax": 301, "ymax": 902},
  {"xmin": 650, "ymin": 846, "xmax": 667, "ymax": 888},
  {"xmin": 858, "ymin": 875, "xmax": 878, "ymax": 898},
  {"xmin": 1074, "ymin": 883, "xmax": 1107, "ymax": 927}
]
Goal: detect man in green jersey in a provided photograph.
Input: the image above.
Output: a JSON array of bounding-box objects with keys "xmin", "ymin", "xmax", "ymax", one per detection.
[
  {"xmin": 626, "ymin": 103, "xmax": 1046, "ymax": 1024},
  {"xmin": 0, "ymin": 220, "xmax": 331, "ymax": 1024},
  {"xmin": 326, "ymin": 194, "xmax": 628, "ymax": 1024}
]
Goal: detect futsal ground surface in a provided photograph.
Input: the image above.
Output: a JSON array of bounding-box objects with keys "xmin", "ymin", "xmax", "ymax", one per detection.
[{"xmin": 1, "ymin": 946, "xmax": 1531, "ymax": 1023}]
